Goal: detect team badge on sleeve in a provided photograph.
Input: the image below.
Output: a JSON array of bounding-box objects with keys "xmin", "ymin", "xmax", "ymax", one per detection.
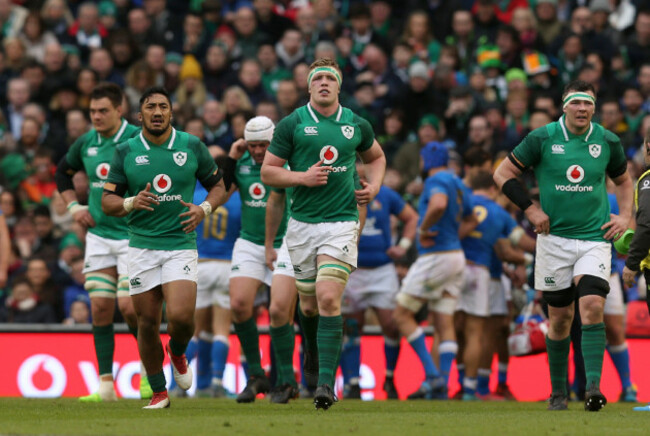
[
  {"xmin": 341, "ymin": 125, "xmax": 354, "ymax": 139},
  {"xmin": 173, "ymin": 151, "xmax": 187, "ymax": 166}
]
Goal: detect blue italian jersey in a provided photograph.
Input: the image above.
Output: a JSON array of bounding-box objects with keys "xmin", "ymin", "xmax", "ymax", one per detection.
[
  {"xmin": 462, "ymin": 194, "xmax": 516, "ymax": 268},
  {"xmin": 358, "ymin": 186, "xmax": 406, "ymax": 268},
  {"xmin": 194, "ymin": 183, "xmax": 242, "ymax": 260},
  {"xmin": 488, "ymin": 207, "xmax": 519, "ymax": 278},
  {"xmin": 608, "ymin": 192, "xmax": 618, "ymax": 271},
  {"xmin": 417, "ymin": 170, "xmax": 473, "ymax": 255}
]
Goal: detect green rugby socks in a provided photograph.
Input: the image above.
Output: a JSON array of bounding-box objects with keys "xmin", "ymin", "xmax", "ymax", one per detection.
[
  {"xmin": 93, "ymin": 324, "xmax": 115, "ymax": 376},
  {"xmin": 546, "ymin": 335, "xmax": 570, "ymax": 395},
  {"xmin": 270, "ymin": 323, "xmax": 297, "ymax": 386},
  {"xmin": 582, "ymin": 322, "xmax": 606, "ymax": 388},
  {"xmin": 298, "ymin": 306, "xmax": 319, "ymax": 356},
  {"xmin": 234, "ymin": 317, "xmax": 264, "ymax": 377},
  {"xmin": 317, "ymin": 315, "xmax": 343, "ymax": 387}
]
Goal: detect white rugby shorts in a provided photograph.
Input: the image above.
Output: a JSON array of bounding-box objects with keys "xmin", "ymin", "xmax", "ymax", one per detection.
[
  {"xmin": 342, "ymin": 263, "xmax": 399, "ymax": 314},
  {"xmin": 127, "ymin": 247, "xmax": 198, "ymax": 295},
  {"xmin": 284, "ymin": 218, "xmax": 359, "ymax": 280},
  {"xmin": 535, "ymin": 234, "xmax": 611, "ymax": 291},
  {"xmin": 456, "ymin": 264, "xmax": 490, "ymax": 317},
  {"xmin": 83, "ymin": 232, "xmax": 128, "ymax": 275},
  {"xmin": 230, "ymin": 238, "xmax": 294, "ymax": 285},
  {"xmin": 196, "ymin": 260, "xmax": 231, "ymax": 309}
]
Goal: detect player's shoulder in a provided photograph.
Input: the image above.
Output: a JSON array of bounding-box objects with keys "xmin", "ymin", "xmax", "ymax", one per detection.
[
  {"xmin": 123, "ymin": 123, "xmax": 140, "ymax": 138},
  {"xmin": 527, "ymin": 124, "xmax": 553, "ymax": 142},
  {"xmin": 599, "ymin": 125, "xmax": 621, "ymax": 146},
  {"xmin": 277, "ymin": 109, "xmax": 302, "ymax": 128}
]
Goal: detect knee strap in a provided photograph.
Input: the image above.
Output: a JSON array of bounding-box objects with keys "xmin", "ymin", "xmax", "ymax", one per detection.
[
  {"xmin": 296, "ymin": 278, "xmax": 316, "ymax": 296},
  {"xmin": 117, "ymin": 274, "xmax": 129, "ymax": 296},
  {"xmin": 316, "ymin": 259, "xmax": 351, "ymax": 286},
  {"xmin": 576, "ymin": 275, "xmax": 609, "ymax": 298},
  {"xmin": 542, "ymin": 286, "xmax": 575, "ymax": 308},
  {"xmin": 396, "ymin": 292, "xmax": 424, "ymax": 313},
  {"xmin": 84, "ymin": 273, "xmax": 117, "ymax": 298}
]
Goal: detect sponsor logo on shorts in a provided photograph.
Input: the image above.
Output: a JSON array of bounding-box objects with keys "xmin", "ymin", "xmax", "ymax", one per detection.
[
  {"xmin": 304, "ymin": 126, "xmax": 318, "ymax": 136},
  {"xmin": 183, "ymin": 265, "xmax": 191, "ymax": 274},
  {"xmin": 599, "ymin": 263, "xmax": 606, "ymax": 273},
  {"xmin": 130, "ymin": 277, "xmax": 142, "ymax": 288},
  {"xmin": 589, "ymin": 144, "xmax": 601, "ymax": 158},
  {"xmin": 231, "ymin": 265, "xmax": 240, "ymax": 271},
  {"xmin": 551, "ymin": 144, "xmax": 565, "ymax": 154},
  {"xmin": 135, "ymin": 155, "xmax": 149, "ymax": 165},
  {"xmin": 293, "ymin": 265, "xmax": 302, "ymax": 273},
  {"xmin": 277, "ymin": 262, "xmax": 287, "ymax": 269},
  {"xmin": 153, "ymin": 174, "xmax": 172, "ymax": 193},
  {"xmin": 544, "ymin": 276, "xmax": 556, "ymax": 286},
  {"xmin": 96, "ymin": 163, "xmax": 110, "ymax": 180},
  {"xmin": 342, "ymin": 245, "xmax": 349, "ymax": 253}
]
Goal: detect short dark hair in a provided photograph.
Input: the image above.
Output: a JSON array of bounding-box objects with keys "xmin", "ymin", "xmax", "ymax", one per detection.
[
  {"xmin": 470, "ymin": 169, "xmax": 497, "ymax": 191},
  {"xmin": 139, "ymin": 86, "xmax": 172, "ymax": 109},
  {"xmin": 463, "ymin": 147, "xmax": 492, "ymax": 168},
  {"xmin": 90, "ymin": 82, "xmax": 124, "ymax": 108},
  {"xmin": 562, "ymin": 80, "xmax": 596, "ymax": 99}
]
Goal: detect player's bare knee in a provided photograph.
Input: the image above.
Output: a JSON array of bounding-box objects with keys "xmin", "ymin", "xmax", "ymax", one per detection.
[
  {"xmin": 269, "ymin": 302, "xmax": 290, "ymax": 326},
  {"xmin": 317, "ymin": 291, "xmax": 341, "ymax": 314}
]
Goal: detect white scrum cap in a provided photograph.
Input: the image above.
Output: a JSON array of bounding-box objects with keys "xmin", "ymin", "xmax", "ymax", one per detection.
[{"xmin": 244, "ymin": 116, "xmax": 275, "ymax": 142}]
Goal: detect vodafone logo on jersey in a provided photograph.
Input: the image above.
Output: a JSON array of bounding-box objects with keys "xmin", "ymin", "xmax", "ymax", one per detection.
[
  {"xmin": 320, "ymin": 145, "xmax": 339, "ymax": 164},
  {"xmin": 566, "ymin": 165, "xmax": 585, "ymax": 183},
  {"xmin": 96, "ymin": 163, "xmax": 110, "ymax": 180},
  {"xmin": 153, "ymin": 174, "xmax": 172, "ymax": 193},
  {"xmin": 249, "ymin": 182, "xmax": 266, "ymax": 200}
]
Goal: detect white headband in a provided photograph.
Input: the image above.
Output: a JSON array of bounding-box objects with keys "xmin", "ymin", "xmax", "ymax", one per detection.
[{"xmin": 244, "ymin": 116, "xmax": 275, "ymax": 142}]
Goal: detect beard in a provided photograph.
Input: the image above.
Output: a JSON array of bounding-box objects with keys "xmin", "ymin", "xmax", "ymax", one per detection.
[{"xmin": 144, "ymin": 119, "xmax": 170, "ymax": 137}]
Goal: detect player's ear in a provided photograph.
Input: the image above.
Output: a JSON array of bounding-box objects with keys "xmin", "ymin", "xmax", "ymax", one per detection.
[{"xmin": 138, "ymin": 112, "xmax": 142, "ymax": 123}]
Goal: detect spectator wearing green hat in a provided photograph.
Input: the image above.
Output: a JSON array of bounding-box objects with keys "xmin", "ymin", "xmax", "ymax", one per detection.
[
  {"xmin": 97, "ymin": 0, "xmax": 118, "ymax": 33},
  {"xmin": 394, "ymin": 114, "xmax": 442, "ymax": 192},
  {"xmin": 505, "ymin": 67, "xmax": 528, "ymax": 94}
]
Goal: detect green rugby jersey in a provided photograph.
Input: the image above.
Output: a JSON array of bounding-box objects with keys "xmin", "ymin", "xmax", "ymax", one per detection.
[
  {"xmin": 235, "ymin": 151, "xmax": 289, "ymax": 248},
  {"xmin": 269, "ymin": 103, "xmax": 374, "ymax": 223},
  {"xmin": 512, "ymin": 116, "xmax": 627, "ymax": 241},
  {"xmin": 66, "ymin": 120, "xmax": 139, "ymax": 240},
  {"xmin": 107, "ymin": 128, "xmax": 219, "ymax": 250}
]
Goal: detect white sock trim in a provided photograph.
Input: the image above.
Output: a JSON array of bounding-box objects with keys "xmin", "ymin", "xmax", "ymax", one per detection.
[
  {"xmin": 608, "ymin": 342, "xmax": 628, "ymax": 353},
  {"xmin": 198, "ymin": 330, "xmax": 212, "ymax": 342},
  {"xmin": 498, "ymin": 362, "xmax": 508, "ymax": 372},
  {"xmin": 213, "ymin": 335, "xmax": 229, "ymax": 345},
  {"xmin": 439, "ymin": 340, "xmax": 458, "ymax": 354},
  {"xmin": 407, "ymin": 327, "xmax": 424, "ymax": 343},
  {"xmin": 384, "ymin": 336, "xmax": 400, "ymax": 347},
  {"xmin": 477, "ymin": 368, "xmax": 492, "ymax": 377}
]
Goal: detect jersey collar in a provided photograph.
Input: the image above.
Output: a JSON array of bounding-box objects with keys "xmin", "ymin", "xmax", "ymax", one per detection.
[
  {"xmin": 139, "ymin": 127, "xmax": 177, "ymax": 151},
  {"xmin": 307, "ymin": 103, "xmax": 342, "ymax": 123},
  {"xmin": 96, "ymin": 119, "xmax": 128, "ymax": 144},
  {"xmin": 558, "ymin": 115, "xmax": 593, "ymax": 142}
]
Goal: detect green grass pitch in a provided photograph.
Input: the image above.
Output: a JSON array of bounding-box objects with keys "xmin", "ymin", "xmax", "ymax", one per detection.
[{"xmin": 0, "ymin": 398, "xmax": 648, "ymax": 436}]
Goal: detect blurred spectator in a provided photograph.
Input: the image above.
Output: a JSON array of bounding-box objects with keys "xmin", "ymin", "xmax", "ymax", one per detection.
[
  {"xmin": 460, "ymin": 114, "xmax": 495, "ymax": 157},
  {"xmin": 376, "ymin": 108, "xmax": 408, "ymax": 166},
  {"xmin": 359, "ymin": 43, "xmax": 404, "ymax": 111},
  {"xmin": 18, "ymin": 11, "xmax": 58, "ymax": 64},
  {"xmin": 347, "ymin": 3, "xmax": 390, "ymax": 58},
  {"xmin": 201, "ymin": 100, "xmax": 233, "ymax": 148},
  {"xmin": 401, "ymin": 10, "xmax": 441, "ymax": 64},
  {"xmin": 203, "ymin": 43, "xmax": 235, "ymax": 100},
  {"xmin": 495, "ymin": 25, "xmax": 523, "ymax": 70},
  {"xmin": 276, "ymin": 27, "xmax": 306, "ymax": 71},
  {"xmin": 444, "ymin": 85, "xmax": 479, "ymax": 145},
  {"xmin": 590, "ymin": 0, "xmax": 623, "ymax": 47},
  {"xmin": 0, "ymin": 0, "xmax": 27, "ymax": 38},
  {"xmin": 63, "ymin": 296, "xmax": 91, "ymax": 325},
  {"xmin": 511, "ymin": 7, "xmax": 545, "ymax": 52},
  {"xmin": 4, "ymin": 78, "xmax": 30, "ymax": 141},
  {"xmin": 0, "ymin": 277, "xmax": 56, "ymax": 323},
  {"xmin": 313, "ymin": 0, "xmax": 340, "ymax": 40},
  {"xmin": 474, "ymin": 0, "xmax": 502, "ymax": 43},
  {"xmin": 0, "ymin": 189, "xmax": 23, "ymax": 231},
  {"xmin": 255, "ymin": 99, "xmax": 280, "ymax": 123},
  {"xmin": 128, "ymin": 8, "xmax": 157, "ymax": 55},
  {"xmin": 185, "ymin": 117, "xmax": 206, "ymax": 142},
  {"xmin": 54, "ymin": 232, "xmax": 83, "ymax": 285},
  {"xmin": 504, "ymin": 89, "xmax": 528, "ymax": 139},
  {"xmin": 292, "ymin": 62, "xmax": 310, "ymax": 102},
  {"xmin": 393, "ymin": 114, "xmax": 441, "ymax": 191},
  {"xmin": 41, "ymin": 0, "xmax": 74, "ymax": 40},
  {"xmin": 144, "ymin": 44, "xmax": 166, "ymax": 87},
  {"xmin": 3, "ymin": 37, "xmax": 26, "ymax": 76},
  {"xmin": 230, "ymin": 109, "xmax": 254, "ymax": 139},
  {"xmin": 22, "ymin": 148, "xmax": 58, "ymax": 208},
  {"xmin": 65, "ymin": 109, "xmax": 89, "ymax": 145},
  {"xmin": 254, "ymin": 0, "xmax": 293, "ymax": 44},
  {"xmin": 258, "ymin": 43, "xmax": 292, "ymax": 97},
  {"xmin": 0, "ymin": 202, "xmax": 8, "ymax": 289},
  {"xmin": 275, "ymin": 79, "xmax": 300, "ymax": 118},
  {"xmin": 24, "ymin": 257, "xmax": 62, "ymax": 321},
  {"xmin": 106, "ymin": 30, "xmax": 140, "ymax": 77},
  {"xmin": 125, "ymin": 60, "xmax": 158, "ymax": 116},
  {"xmin": 175, "ymin": 54, "xmax": 209, "ymax": 109},
  {"xmin": 144, "ymin": 0, "xmax": 183, "ymax": 48},
  {"xmin": 89, "ymin": 47, "xmax": 125, "ymax": 87},
  {"xmin": 98, "ymin": 0, "xmax": 118, "ymax": 33},
  {"xmin": 236, "ymin": 58, "xmax": 271, "ymax": 106},
  {"xmin": 622, "ymin": 86, "xmax": 647, "ymax": 137},
  {"xmin": 163, "ymin": 51, "xmax": 182, "ymax": 93},
  {"xmin": 65, "ymin": 2, "xmax": 107, "ymax": 61},
  {"xmin": 222, "ymin": 85, "xmax": 254, "ymax": 121},
  {"xmin": 172, "ymin": 13, "xmax": 211, "ymax": 59},
  {"xmin": 19, "ymin": 60, "xmax": 48, "ymax": 109},
  {"xmin": 232, "ymin": 6, "xmax": 269, "ymax": 61},
  {"xmin": 535, "ymin": 0, "xmax": 565, "ymax": 46},
  {"xmin": 445, "ymin": 10, "xmax": 478, "ymax": 72},
  {"xmin": 484, "ymin": 102, "xmax": 520, "ymax": 152},
  {"xmin": 42, "ymin": 42, "xmax": 70, "ymax": 95},
  {"xmin": 32, "ymin": 205, "xmax": 60, "ymax": 263},
  {"xmin": 370, "ymin": 0, "xmax": 399, "ymax": 47},
  {"xmin": 76, "ymin": 68, "xmax": 99, "ymax": 110},
  {"xmin": 295, "ymin": 6, "xmax": 324, "ymax": 62},
  {"xmin": 398, "ymin": 61, "xmax": 436, "ymax": 132},
  {"xmin": 16, "ymin": 116, "xmax": 43, "ymax": 163},
  {"xmin": 13, "ymin": 215, "xmax": 36, "ymax": 259}
]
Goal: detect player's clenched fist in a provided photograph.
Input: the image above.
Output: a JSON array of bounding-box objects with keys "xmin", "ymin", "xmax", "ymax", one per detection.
[{"xmin": 301, "ymin": 159, "xmax": 333, "ymax": 187}]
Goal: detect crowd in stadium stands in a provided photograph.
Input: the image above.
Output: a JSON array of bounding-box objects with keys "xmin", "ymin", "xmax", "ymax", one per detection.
[{"xmin": 0, "ymin": 0, "xmax": 649, "ymax": 327}]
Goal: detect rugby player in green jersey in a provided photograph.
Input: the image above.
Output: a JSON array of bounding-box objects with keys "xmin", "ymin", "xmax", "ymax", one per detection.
[
  {"xmin": 102, "ymin": 87, "xmax": 227, "ymax": 409},
  {"xmin": 494, "ymin": 80, "xmax": 633, "ymax": 412},
  {"xmin": 261, "ymin": 58, "xmax": 386, "ymax": 410},
  {"xmin": 55, "ymin": 83, "xmax": 150, "ymax": 402}
]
